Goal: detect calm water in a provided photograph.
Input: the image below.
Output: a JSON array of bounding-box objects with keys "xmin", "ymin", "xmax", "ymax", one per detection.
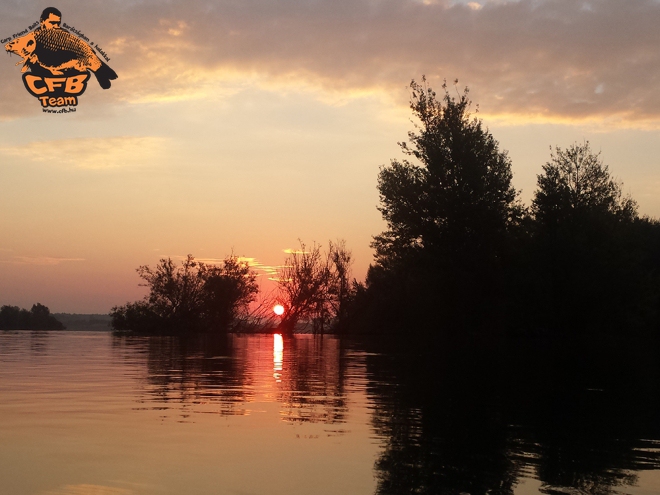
[{"xmin": 1, "ymin": 331, "xmax": 660, "ymax": 495}]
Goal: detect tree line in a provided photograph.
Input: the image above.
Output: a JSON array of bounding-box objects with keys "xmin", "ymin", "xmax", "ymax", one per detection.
[
  {"xmin": 112, "ymin": 77, "xmax": 660, "ymax": 337},
  {"xmin": 0, "ymin": 303, "xmax": 65, "ymax": 330},
  {"xmin": 355, "ymin": 77, "xmax": 660, "ymax": 338},
  {"xmin": 111, "ymin": 243, "xmax": 355, "ymax": 335}
]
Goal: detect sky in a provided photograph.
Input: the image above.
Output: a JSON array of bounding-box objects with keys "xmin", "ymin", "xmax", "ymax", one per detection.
[{"xmin": 2, "ymin": 0, "xmax": 660, "ymax": 313}]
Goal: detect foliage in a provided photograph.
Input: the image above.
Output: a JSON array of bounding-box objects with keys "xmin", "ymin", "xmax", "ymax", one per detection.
[
  {"xmin": 136, "ymin": 255, "xmax": 209, "ymax": 325},
  {"xmin": 524, "ymin": 142, "xmax": 652, "ymax": 333},
  {"xmin": 357, "ymin": 78, "xmax": 660, "ymax": 337},
  {"xmin": 202, "ymin": 255, "xmax": 260, "ymax": 328},
  {"xmin": 329, "ymin": 239, "xmax": 354, "ymax": 326},
  {"xmin": 111, "ymin": 254, "xmax": 259, "ymax": 334},
  {"xmin": 533, "ymin": 142, "xmax": 637, "ymax": 228},
  {"xmin": 367, "ymin": 77, "xmax": 522, "ymax": 332},
  {"xmin": 275, "ymin": 240, "xmax": 354, "ymax": 333},
  {"xmin": 373, "ymin": 77, "xmax": 521, "ymax": 268},
  {"xmin": 109, "ymin": 301, "xmax": 163, "ymax": 334},
  {"xmin": 0, "ymin": 303, "xmax": 65, "ymax": 330}
]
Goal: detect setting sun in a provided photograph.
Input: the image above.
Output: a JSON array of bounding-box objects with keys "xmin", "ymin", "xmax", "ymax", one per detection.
[{"xmin": 273, "ymin": 304, "xmax": 285, "ymax": 316}]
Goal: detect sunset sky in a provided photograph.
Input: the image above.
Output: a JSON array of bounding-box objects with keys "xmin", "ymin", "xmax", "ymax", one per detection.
[{"xmin": 2, "ymin": 0, "xmax": 660, "ymax": 313}]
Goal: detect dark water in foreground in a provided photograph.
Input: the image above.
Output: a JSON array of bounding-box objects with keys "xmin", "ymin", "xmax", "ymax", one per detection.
[{"xmin": 1, "ymin": 331, "xmax": 660, "ymax": 495}]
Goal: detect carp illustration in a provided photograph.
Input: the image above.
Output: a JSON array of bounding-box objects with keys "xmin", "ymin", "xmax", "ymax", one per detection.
[{"xmin": 5, "ymin": 28, "xmax": 118, "ymax": 89}]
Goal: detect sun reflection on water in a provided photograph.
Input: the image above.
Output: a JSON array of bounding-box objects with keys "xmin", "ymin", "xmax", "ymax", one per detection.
[{"xmin": 273, "ymin": 333, "xmax": 283, "ymax": 382}]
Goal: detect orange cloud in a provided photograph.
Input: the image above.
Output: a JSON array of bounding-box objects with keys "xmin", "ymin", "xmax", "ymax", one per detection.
[{"xmin": 2, "ymin": 0, "xmax": 660, "ymax": 125}]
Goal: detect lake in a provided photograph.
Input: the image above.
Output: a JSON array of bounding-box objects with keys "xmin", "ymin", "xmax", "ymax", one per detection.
[{"xmin": 1, "ymin": 331, "xmax": 660, "ymax": 495}]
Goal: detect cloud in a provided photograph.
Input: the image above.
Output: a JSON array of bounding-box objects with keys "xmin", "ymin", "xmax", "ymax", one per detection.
[
  {"xmin": 2, "ymin": 0, "xmax": 660, "ymax": 125},
  {"xmin": 0, "ymin": 136, "xmax": 166, "ymax": 169},
  {"xmin": 242, "ymin": 258, "xmax": 281, "ymax": 278},
  {"xmin": 282, "ymin": 248, "xmax": 308, "ymax": 255},
  {"xmin": 146, "ymin": 254, "xmax": 281, "ymax": 278},
  {"xmin": 0, "ymin": 256, "xmax": 85, "ymax": 266}
]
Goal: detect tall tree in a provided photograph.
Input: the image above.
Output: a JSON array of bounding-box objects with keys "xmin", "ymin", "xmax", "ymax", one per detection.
[
  {"xmin": 369, "ymin": 77, "xmax": 521, "ymax": 331},
  {"xmin": 373, "ymin": 77, "xmax": 520, "ymax": 268},
  {"xmin": 530, "ymin": 142, "xmax": 641, "ymax": 333}
]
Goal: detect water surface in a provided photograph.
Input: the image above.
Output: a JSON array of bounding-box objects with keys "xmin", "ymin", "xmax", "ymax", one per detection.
[{"xmin": 1, "ymin": 331, "xmax": 660, "ymax": 495}]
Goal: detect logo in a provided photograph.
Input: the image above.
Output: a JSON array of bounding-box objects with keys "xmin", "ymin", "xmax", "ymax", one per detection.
[{"xmin": 4, "ymin": 7, "xmax": 118, "ymax": 112}]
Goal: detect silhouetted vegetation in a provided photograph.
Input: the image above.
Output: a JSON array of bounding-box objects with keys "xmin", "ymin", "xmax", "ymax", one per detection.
[
  {"xmin": 108, "ymin": 77, "xmax": 660, "ymax": 340},
  {"xmin": 524, "ymin": 142, "xmax": 652, "ymax": 334},
  {"xmin": 348, "ymin": 78, "xmax": 660, "ymax": 338},
  {"xmin": 111, "ymin": 254, "xmax": 258, "ymax": 334},
  {"xmin": 275, "ymin": 239, "xmax": 356, "ymax": 334},
  {"xmin": 357, "ymin": 77, "xmax": 523, "ymax": 335},
  {"xmin": 0, "ymin": 303, "xmax": 65, "ymax": 330}
]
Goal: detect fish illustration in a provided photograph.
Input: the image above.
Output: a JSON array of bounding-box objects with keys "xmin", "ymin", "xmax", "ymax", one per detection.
[
  {"xmin": 4, "ymin": 32, "xmax": 37, "ymax": 72},
  {"xmin": 5, "ymin": 29, "xmax": 117, "ymax": 89}
]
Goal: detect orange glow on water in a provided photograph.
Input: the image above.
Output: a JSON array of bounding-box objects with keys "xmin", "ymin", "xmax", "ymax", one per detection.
[
  {"xmin": 0, "ymin": 332, "xmax": 376, "ymax": 494},
  {"xmin": 273, "ymin": 333, "xmax": 283, "ymax": 381}
]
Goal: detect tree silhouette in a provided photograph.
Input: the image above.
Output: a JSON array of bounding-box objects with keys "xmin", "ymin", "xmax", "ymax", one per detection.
[
  {"xmin": 137, "ymin": 255, "xmax": 209, "ymax": 325},
  {"xmin": 275, "ymin": 240, "xmax": 354, "ymax": 333},
  {"xmin": 0, "ymin": 303, "xmax": 65, "ymax": 330},
  {"xmin": 202, "ymin": 255, "xmax": 259, "ymax": 329},
  {"xmin": 374, "ymin": 77, "xmax": 520, "ymax": 266},
  {"xmin": 533, "ymin": 142, "xmax": 636, "ymax": 228},
  {"xmin": 368, "ymin": 77, "xmax": 521, "ymax": 332},
  {"xmin": 111, "ymin": 254, "xmax": 258, "ymax": 334},
  {"xmin": 529, "ymin": 142, "xmax": 645, "ymax": 333}
]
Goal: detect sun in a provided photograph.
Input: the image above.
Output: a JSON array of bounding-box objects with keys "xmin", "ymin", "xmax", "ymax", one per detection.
[{"xmin": 273, "ymin": 304, "xmax": 285, "ymax": 316}]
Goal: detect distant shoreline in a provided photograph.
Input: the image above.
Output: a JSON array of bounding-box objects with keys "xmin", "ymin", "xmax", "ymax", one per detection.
[{"xmin": 53, "ymin": 313, "xmax": 112, "ymax": 331}]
